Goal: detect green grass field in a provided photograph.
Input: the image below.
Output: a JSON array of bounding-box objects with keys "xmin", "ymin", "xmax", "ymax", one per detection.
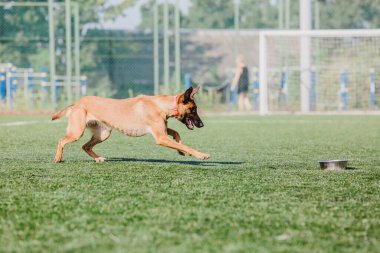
[{"xmin": 0, "ymin": 115, "xmax": 379, "ymax": 253}]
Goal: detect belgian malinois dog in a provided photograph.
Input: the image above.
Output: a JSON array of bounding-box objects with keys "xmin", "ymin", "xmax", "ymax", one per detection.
[{"xmin": 52, "ymin": 86, "xmax": 210, "ymax": 163}]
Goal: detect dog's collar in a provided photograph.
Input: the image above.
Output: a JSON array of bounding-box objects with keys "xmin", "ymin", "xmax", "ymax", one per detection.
[{"xmin": 172, "ymin": 96, "xmax": 179, "ymax": 118}]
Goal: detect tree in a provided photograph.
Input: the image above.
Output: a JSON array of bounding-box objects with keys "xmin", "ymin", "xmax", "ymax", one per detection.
[
  {"xmin": 0, "ymin": 0, "xmax": 136, "ymax": 100},
  {"xmin": 139, "ymin": 0, "xmax": 234, "ymax": 30},
  {"xmin": 182, "ymin": 0, "xmax": 234, "ymax": 29},
  {"xmin": 318, "ymin": 0, "xmax": 380, "ymax": 29},
  {"xmin": 239, "ymin": 0, "xmax": 279, "ymax": 29}
]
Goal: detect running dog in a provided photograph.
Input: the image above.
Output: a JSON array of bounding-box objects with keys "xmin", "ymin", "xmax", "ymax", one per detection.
[{"xmin": 52, "ymin": 86, "xmax": 210, "ymax": 163}]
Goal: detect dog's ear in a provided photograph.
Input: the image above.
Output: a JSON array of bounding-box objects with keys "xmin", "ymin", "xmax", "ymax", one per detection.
[
  {"xmin": 183, "ymin": 86, "xmax": 193, "ymax": 104},
  {"xmin": 190, "ymin": 86, "xmax": 200, "ymax": 99}
]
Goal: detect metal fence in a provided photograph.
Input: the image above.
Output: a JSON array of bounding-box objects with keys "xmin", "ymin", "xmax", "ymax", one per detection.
[
  {"xmin": 0, "ymin": 1, "xmax": 83, "ymax": 111},
  {"xmin": 1, "ymin": 1, "xmax": 380, "ymax": 113}
]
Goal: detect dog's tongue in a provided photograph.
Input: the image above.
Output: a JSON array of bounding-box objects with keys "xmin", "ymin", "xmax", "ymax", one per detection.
[{"xmin": 186, "ymin": 118, "xmax": 194, "ymax": 129}]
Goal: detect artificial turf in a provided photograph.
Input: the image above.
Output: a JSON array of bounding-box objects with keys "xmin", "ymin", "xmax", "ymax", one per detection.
[{"xmin": 0, "ymin": 115, "xmax": 379, "ymax": 253}]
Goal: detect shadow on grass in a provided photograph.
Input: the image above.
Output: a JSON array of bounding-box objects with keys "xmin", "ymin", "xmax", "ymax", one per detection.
[{"xmin": 106, "ymin": 157, "xmax": 243, "ymax": 167}]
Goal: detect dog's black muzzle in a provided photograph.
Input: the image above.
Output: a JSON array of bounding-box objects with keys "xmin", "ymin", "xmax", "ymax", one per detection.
[
  {"xmin": 183, "ymin": 115, "xmax": 204, "ymax": 130},
  {"xmin": 195, "ymin": 119, "xmax": 204, "ymax": 128}
]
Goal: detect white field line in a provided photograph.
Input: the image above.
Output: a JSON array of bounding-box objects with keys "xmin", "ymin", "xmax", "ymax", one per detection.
[
  {"xmin": 204, "ymin": 111, "xmax": 380, "ymax": 116},
  {"xmin": 0, "ymin": 117, "xmax": 372, "ymax": 127},
  {"xmin": 205, "ymin": 119, "xmax": 299, "ymax": 124},
  {"xmin": 205, "ymin": 119, "xmax": 359, "ymax": 124},
  {"xmin": 0, "ymin": 120, "xmax": 64, "ymax": 127}
]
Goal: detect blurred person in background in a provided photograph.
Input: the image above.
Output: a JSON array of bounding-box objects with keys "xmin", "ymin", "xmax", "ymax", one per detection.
[{"xmin": 231, "ymin": 55, "xmax": 252, "ymax": 112}]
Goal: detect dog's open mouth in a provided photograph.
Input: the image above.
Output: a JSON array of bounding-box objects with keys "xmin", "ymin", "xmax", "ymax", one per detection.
[{"xmin": 185, "ymin": 118, "xmax": 194, "ymax": 130}]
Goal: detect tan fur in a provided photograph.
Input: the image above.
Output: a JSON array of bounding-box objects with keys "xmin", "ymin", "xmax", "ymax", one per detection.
[
  {"xmin": 53, "ymin": 90, "xmax": 209, "ymax": 163},
  {"xmin": 52, "ymin": 105, "xmax": 72, "ymax": 120}
]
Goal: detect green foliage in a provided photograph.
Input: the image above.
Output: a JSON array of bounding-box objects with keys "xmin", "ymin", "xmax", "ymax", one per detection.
[
  {"xmin": 182, "ymin": 0, "xmax": 235, "ymax": 29},
  {"xmin": 319, "ymin": 0, "xmax": 380, "ymax": 28},
  {"xmin": 240, "ymin": 0, "xmax": 283, "ymax": 29},
  {"xmin": 139, "ymin": 0, "xmax": 179, "ymax": 30},
  {"xmin": 1, "ymin": 115, "xmax": 380, "ymax": 252},
  {"xmin": 0, "ymin": 5, "xmax": 49, "ymax": 69},
  {"xmin": 4, "ymin": 0, "xmax": 380, "ymax": 106},
  {"xmin": 102, "ymin": 0, "xmax": 135, "ymax": 20},
  {"xmin": 139, "ymin": 0, "xmax": 380, "ymax": 29},
  {"xmin": 0, "ymin": 0, "xmax": 135, "ymax": 99},
  {"xmin": 69, "ymin": 0, "xmax": 135, "ymax": 24},
  {"xmin": 139, "ymin": 0, "xmax": 235, "ymax": 29},
  {"xmin": 87, "ymin": 73, "xmax": 116, "ymax": 97}
]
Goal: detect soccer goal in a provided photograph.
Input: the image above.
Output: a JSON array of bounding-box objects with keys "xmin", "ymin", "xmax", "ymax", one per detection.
[{"xmin": 259, "ymin": 29, "xmax": 380, "ymax": 114}]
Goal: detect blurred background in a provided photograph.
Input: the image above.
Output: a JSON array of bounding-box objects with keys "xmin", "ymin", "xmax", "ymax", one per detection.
[{"xmin": 1, "ymin": 0, "xmax": 380, "ymax": 113}]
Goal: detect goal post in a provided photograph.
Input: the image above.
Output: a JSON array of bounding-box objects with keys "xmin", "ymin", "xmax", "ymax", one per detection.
[
  {"xmin": 259, "ymin": 32, "xmax": 268, "ymax": 115},
  {"xmin": 259, "ymin": 29, "xmax": 380, "ymax": 114}
]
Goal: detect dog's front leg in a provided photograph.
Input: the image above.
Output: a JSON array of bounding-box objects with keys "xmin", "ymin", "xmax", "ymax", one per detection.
[
  {"xmin": 167, "ymin": 128, "xmax": 185, "ymax": 156},
  {"xmin": 152, "ymin": 129, "xmax": 209, "ymax": 160}
]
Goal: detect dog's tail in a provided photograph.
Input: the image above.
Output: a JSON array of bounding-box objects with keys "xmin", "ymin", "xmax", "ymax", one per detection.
[{"xmin": 52, "ymin": 105, "xmax": 73, "ymax": 121}]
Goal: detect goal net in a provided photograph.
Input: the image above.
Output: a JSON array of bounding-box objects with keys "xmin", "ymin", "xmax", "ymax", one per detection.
[{"xmin": 259, "ymin": 30, "xmax": 380, "ymax": 114}]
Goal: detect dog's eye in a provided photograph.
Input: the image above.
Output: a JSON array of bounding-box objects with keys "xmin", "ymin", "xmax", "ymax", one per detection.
[{"xmin": 191, "ymin": 108, "xmax": 197, "ymax": 113}]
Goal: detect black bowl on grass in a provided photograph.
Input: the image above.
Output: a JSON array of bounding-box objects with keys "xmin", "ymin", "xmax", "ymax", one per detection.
[{"xmin": 319, "ymin": 160, "xmax": 348, "ymax": 170}]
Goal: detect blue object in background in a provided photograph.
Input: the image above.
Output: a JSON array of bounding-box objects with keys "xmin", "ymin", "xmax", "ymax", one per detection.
[
  {"xmin": 28, "ymin": 70, "xmax": 34, "ymax": 107},
  {"xmin": 311, "ymin": 69, "xmax": 317, "ymax": 111},
  {"xmin": 232, "ymin": 84, "xmax": 238, "ymax": 108},
  {"xmin": 41, "ymin": 67, "xmax": 48, "ymax": 108},
  {"xmin": 227, "ymin": 82, "xmax": 231, "ymax": 112},
  {"xmin": 6, "ymin": 65, "xmax": 14, "ymax": 108},
  {"xmin": 370, "ymin": 69, "xmax": 375, "ymax": 110},
  {"xmin": 184, "ymin": 73, "xmax": 191, "ymax": 90},
  {"xmin": 0, "ymin": 69, "xmax": 5, "ymax": 103},
  {"xmin": 280, "ymin": 69, "xmax": 288, "ymax": 109},
  {"xmin": 227, "ymin": 81, "xmax": 238, "ymax": 111},
  {"xmin": 54, "ymin": 80, "xmax": 58, "ymax": 102},
  {"xmin": 41, "ymin": 67, "xmax": 48, "ymax": 91},
  {"xmin": 10, "ymin": 66, "xmax": 17, "ymax": 93},
  {"xmin": 252, "ymin": 68, "xmax": 259, "ymax": 111},
  {"xmin": 340, "ymin": 69, "xmax": 349, "ymax": 111},
  {"xmin": 81, "ymin": 77, "xmax": 87, "ymax": 96}
]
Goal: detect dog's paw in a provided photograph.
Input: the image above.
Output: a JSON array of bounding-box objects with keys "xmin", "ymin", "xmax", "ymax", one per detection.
[
  {"xmin": 178, "ymin": 151, "xmax": 186, "ymax": 156},
  {"xmin": 196, "ymin": 152, "xmax": 210, "ymax": 160},
  {"xmin": 54, "ymin": 156, "xmax": 62, "ymax": 163},
  {"xmin": 95, "ymin": 157, "xmax": 106, "ymax": 163}
]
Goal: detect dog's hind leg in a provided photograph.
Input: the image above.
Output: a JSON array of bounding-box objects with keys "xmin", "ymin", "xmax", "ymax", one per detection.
[
  {"xmin": 55, "ymin": 108, "xmax": 86, "ymax": 163},
  {"xmin": 82, "ymin": 121, "xmax": 111, "ymax": 163},
  {"xmin": 167, "ymin": 128, "xmax": 185, "ymax": 156}
]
